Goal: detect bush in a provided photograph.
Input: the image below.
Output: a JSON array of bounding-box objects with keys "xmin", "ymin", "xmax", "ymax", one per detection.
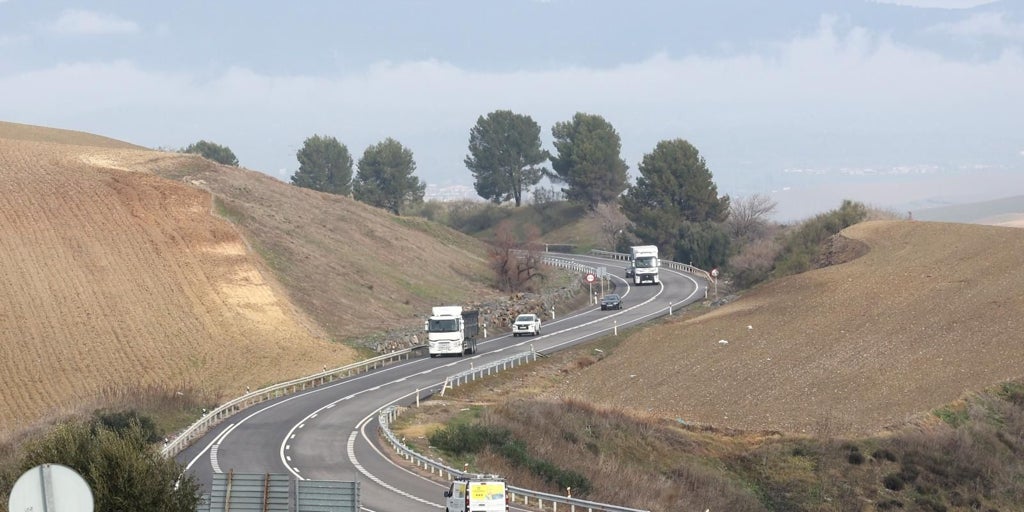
[
  {"xmin": 848, "ymin": 451, "xmax": 865, "ymax": 465},
  {"xmin": 428, "ymin": 422, "xmax": 593, "ymax": 495},
  {"xmin": 16, "ymin": 420, "xmax": 201, "ymax": 511},
  {"xmin": 883, "ymin": 473, "xmax": 906, "ymax": 491},
  {"xmin": 181, "ymin": 140, "xmax": 239, "ymax": 166},
  {"xmin": 94, "ymin": 409, "xmax": 161, "ymax": 444},
  {"xmin": 873, "ymin": 448, "xmax": 898, "ymax": 462},
  {"xmin": 773, "ymin": 200, "xmax": 867, "ymax": 278}
]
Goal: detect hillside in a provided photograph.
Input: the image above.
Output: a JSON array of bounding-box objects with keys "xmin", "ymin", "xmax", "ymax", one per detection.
[
  {"xmin": 550, "ymin": 220, "xmax": 1024, "ymax": 436},
  {"xmin": 0, "ymin": 122, "xmax": 495, "ymax": 438}
]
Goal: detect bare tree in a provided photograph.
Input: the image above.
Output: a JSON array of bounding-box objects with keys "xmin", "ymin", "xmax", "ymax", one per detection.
[
  {"xmin": 726, "ymin": 193, "xmax": 777, "ymax": 242},
  {"xmin": 489, "ymin": 221, "xmax": 544, "ymax": 292},
  {"xmin": 591, "ymin": 202, "xmax": 632, "ymax": 250}
]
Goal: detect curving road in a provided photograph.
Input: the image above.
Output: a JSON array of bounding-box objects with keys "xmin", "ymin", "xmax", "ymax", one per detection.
[{"xmin": 176, "ymin": 253, "xmax": 708, "ymax": 511}]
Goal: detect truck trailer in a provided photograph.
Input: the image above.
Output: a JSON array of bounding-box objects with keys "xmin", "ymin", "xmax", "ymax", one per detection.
[{"xmin": 426, "ymin": 306, "xmax": 480, "ymax": 357}]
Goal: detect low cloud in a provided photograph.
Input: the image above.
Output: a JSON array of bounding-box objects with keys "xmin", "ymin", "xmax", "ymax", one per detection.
[
  {"xmin": 46, "ymin": 9, "xmax": 140, "ymax": 36},
  {"xmin": 1, "ymin": 17, "xmax": 1021, "ymax": 187}
]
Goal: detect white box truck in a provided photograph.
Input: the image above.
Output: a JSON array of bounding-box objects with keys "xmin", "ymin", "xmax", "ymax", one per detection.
[
  {"xmin": 627, "ymin": 245, "xmax": 660, "ymax": 285},
  {"xmin": 426, "ymin": 306, "xmax": 480, "ymax": 357},
  {"xmin": 443, "ymin": 475, "xmax": 508, "ymax": 512}
]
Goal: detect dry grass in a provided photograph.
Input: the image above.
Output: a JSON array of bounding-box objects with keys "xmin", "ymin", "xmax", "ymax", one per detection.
[
  {"xmin": 0, "ymin": 122, "xmax": 498, "ymax": 440},
  {"xmin": 554, "ymin": 220, "xmax": 1024, "ymax": 436},
  {"xmin": 395, "ymin": 219, "xmax": 1024, "ymax": 511}
]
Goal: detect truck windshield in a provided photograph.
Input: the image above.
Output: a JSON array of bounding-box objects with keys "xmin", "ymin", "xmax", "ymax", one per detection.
[
  {"xmin": 635, "ymin": 256, "xmax": 656, "ymax": 268},
  {"xmin": 428, "ymin": 319, "xmax": 459, "ymax": 333}
]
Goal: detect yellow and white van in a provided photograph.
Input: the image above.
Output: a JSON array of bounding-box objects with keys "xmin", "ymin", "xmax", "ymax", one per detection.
[{"xmin": 443, "ymin": 475, "xmax": 508, "ymax": 512}]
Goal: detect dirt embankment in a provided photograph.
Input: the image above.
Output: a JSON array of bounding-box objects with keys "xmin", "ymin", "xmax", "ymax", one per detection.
[
  {"xmin": 0, "ymin": 135, "xmax": 356, "ymax": 436},
  {"xmin": 549, "ymin": 220, "xmax": 1024, "ymax": 436}
]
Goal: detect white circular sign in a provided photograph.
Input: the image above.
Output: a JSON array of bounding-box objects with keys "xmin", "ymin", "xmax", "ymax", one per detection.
[
  {"xmin": 584, "ymin": 273, "xmax": 596, "ymax": 283},
  {"xmin": 711, "ymin": 268, "xmax": 719, "ymax": 277},
  {"xmin": 9, "ymin": 464, "xmax": 94, "ymax": 512}
]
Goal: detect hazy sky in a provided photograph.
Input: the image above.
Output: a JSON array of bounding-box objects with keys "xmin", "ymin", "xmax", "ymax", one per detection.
[{"xmin": 1, "ymin": 0, "xmax": 1021, "ymax": 219}]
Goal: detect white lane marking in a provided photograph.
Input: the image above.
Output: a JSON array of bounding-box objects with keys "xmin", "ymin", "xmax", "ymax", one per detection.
[
  {"xmin": 186, "ymin": 253, "xmax": 680, "ymax": 485},
  {"xmin": 210, "ymin": 445, "xmax": 222, "ymax": 474},
  {"xmin": 184, "ymin": 422, "xmax": 236, "ymax": 472},
  {"xmin": 347, "ymin": 431, "xmax": 443, "ymax": 509}
]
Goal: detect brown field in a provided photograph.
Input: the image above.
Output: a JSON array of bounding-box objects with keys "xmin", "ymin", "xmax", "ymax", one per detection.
[
  {"xmin": 548, "ymin": 220, "xmax": 1024, "ymax": 436},
  {"xmin": 0, "ymin": 121, "xmax": 496, "ymax": 439},
  {"xmin": 0, "ymin": 134, "xmax": 356, "ymax": 436}
]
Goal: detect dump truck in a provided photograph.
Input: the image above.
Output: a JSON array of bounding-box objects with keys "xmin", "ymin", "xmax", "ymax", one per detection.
[{"xmin": 426, "ymin": 306, "xmax": 480, "ymax": 357}]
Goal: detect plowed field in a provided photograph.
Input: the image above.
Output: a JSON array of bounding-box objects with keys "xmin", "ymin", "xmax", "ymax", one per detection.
[
  {"xmin": 551, "ymin": 220, "xmax": 1024, "ymax": 435},
  {"xmin": 0, "ymin": 135, "xmax": 355, "ymax": 436}
]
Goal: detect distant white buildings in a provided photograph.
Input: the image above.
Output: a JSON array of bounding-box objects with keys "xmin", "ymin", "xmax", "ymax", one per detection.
[{"xmin": 424, "ymin": 184, "xmax": 479, "ymax": 202}]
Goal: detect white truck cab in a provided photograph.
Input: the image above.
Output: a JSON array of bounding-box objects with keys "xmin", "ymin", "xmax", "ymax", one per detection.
[{"xmin": 444, "ymin": 475, "xmax": 508, "ymax": 512}]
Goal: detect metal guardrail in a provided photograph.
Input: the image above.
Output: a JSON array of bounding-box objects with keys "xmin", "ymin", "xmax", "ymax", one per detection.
[
  {"xmin": 376, "ymin": 349, "xmax": 648, "ymax": 512},
  {"xmin": 168, "ymin": 251, "xmax": 700, "ymax": 510},
  {"xmin": 162, "ymin": 347, "xmax": 424, "ymax": 458},
  {"xmin": 541, "ymin": 255, "xmax": 599, "ymax": 276},
  {"xmin": 439, "ymin": 351, "xmax": 538, "ymax": 395},
  {"xmin": 587, "ymin": 250, "xmax": 713, "ymax": 283}
]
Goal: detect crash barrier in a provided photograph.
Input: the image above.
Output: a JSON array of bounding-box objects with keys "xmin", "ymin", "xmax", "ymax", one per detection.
[
  {"xmin": 380, "ymin": 403, "xmax": 649, "ymax": 512},
  {"xmin": 165, "ymin": 253, "xmax": 598, "ymax": 459},
  {"xmin": 439, "ymin": 351, "xmax": 538, "ymax": 395},
  {"xmin": 162, "ymin": 347, "xmax": 423, "ymax": 458},
  {"xmin": 588, "ymin": 250, "xmax": 713, "ymax": 283},
  {"xmin": 540, "ymin": 255, "xmax": 599, "ymax": 276}
]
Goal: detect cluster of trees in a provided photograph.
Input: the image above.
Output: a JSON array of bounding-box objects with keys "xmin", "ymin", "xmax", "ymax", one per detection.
[
  {"xmin": 289, "ymin": 135, "xmax": 426, "ymax": 215},
  {"xmin": 462, "ymin": 110, "xmax": 735, "ymax": 268},
  {"xmin": 181, "ymin": 110, "xmax": 745, "ymax": 270},
  {"xmin": 182, "ymin": 135, "xmax": 426, "ymax": 215}
]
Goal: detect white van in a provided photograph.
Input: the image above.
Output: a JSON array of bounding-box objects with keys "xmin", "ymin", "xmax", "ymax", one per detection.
[{"xmin": 443, "ymin": 475, "xmax": 508, "ymax": 512}]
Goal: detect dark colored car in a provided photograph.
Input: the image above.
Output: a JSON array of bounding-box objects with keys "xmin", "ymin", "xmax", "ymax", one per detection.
[{"xmin": 600, "ymin": 294, "xmax": 622, "ymax": 310}]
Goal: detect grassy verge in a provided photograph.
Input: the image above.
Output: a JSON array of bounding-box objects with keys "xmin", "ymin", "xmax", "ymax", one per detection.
[{"xmin": 391, "ymin": 332, "xmax": 1024, "ymax": 512}]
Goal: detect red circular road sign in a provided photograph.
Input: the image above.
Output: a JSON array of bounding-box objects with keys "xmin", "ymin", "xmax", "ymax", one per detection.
[{"xmin": 584, "ymin": 273, "xmax": 596, "ymax": 283}]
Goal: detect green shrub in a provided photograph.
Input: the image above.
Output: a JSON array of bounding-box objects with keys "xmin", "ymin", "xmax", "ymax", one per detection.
[
  {"xmin": 848, "ymin": 451, "xmax": 865, "ymax": 465},
  {"xmin": 773, "ymin": 200, "xmax": 867, "ymax": 278},
  {"xmin": 94, "ymin": 409, "xmax": 162, "ymax": 443},
  {"xmin": 428, "ymin": 422, "xmax": 592, "ymax": 495},
  {"xmin": 883, "ymin": 473, "xmax": 906, "ymax": 491},
  {"xmin": 17, "ymin": 420, "xmax": 201, "ymax": 511}
]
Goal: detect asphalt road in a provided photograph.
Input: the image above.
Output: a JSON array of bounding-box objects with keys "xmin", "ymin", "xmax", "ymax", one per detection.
[{"xmin": 176, "ymin": 253, "xmax": 708, "ymax": 511}]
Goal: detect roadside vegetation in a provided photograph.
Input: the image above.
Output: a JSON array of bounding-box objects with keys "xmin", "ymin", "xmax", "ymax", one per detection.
[
  {"xmin": 394, "ymin": 344, "xmax": 1024, "ymax": 512},
  {"xmin": 1, "ymin": 116, "xmax": 1010, "ymax": 511},
  {"xmin": 0, "ymin": 407, "xmax": 204, "ymax": 510}
]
